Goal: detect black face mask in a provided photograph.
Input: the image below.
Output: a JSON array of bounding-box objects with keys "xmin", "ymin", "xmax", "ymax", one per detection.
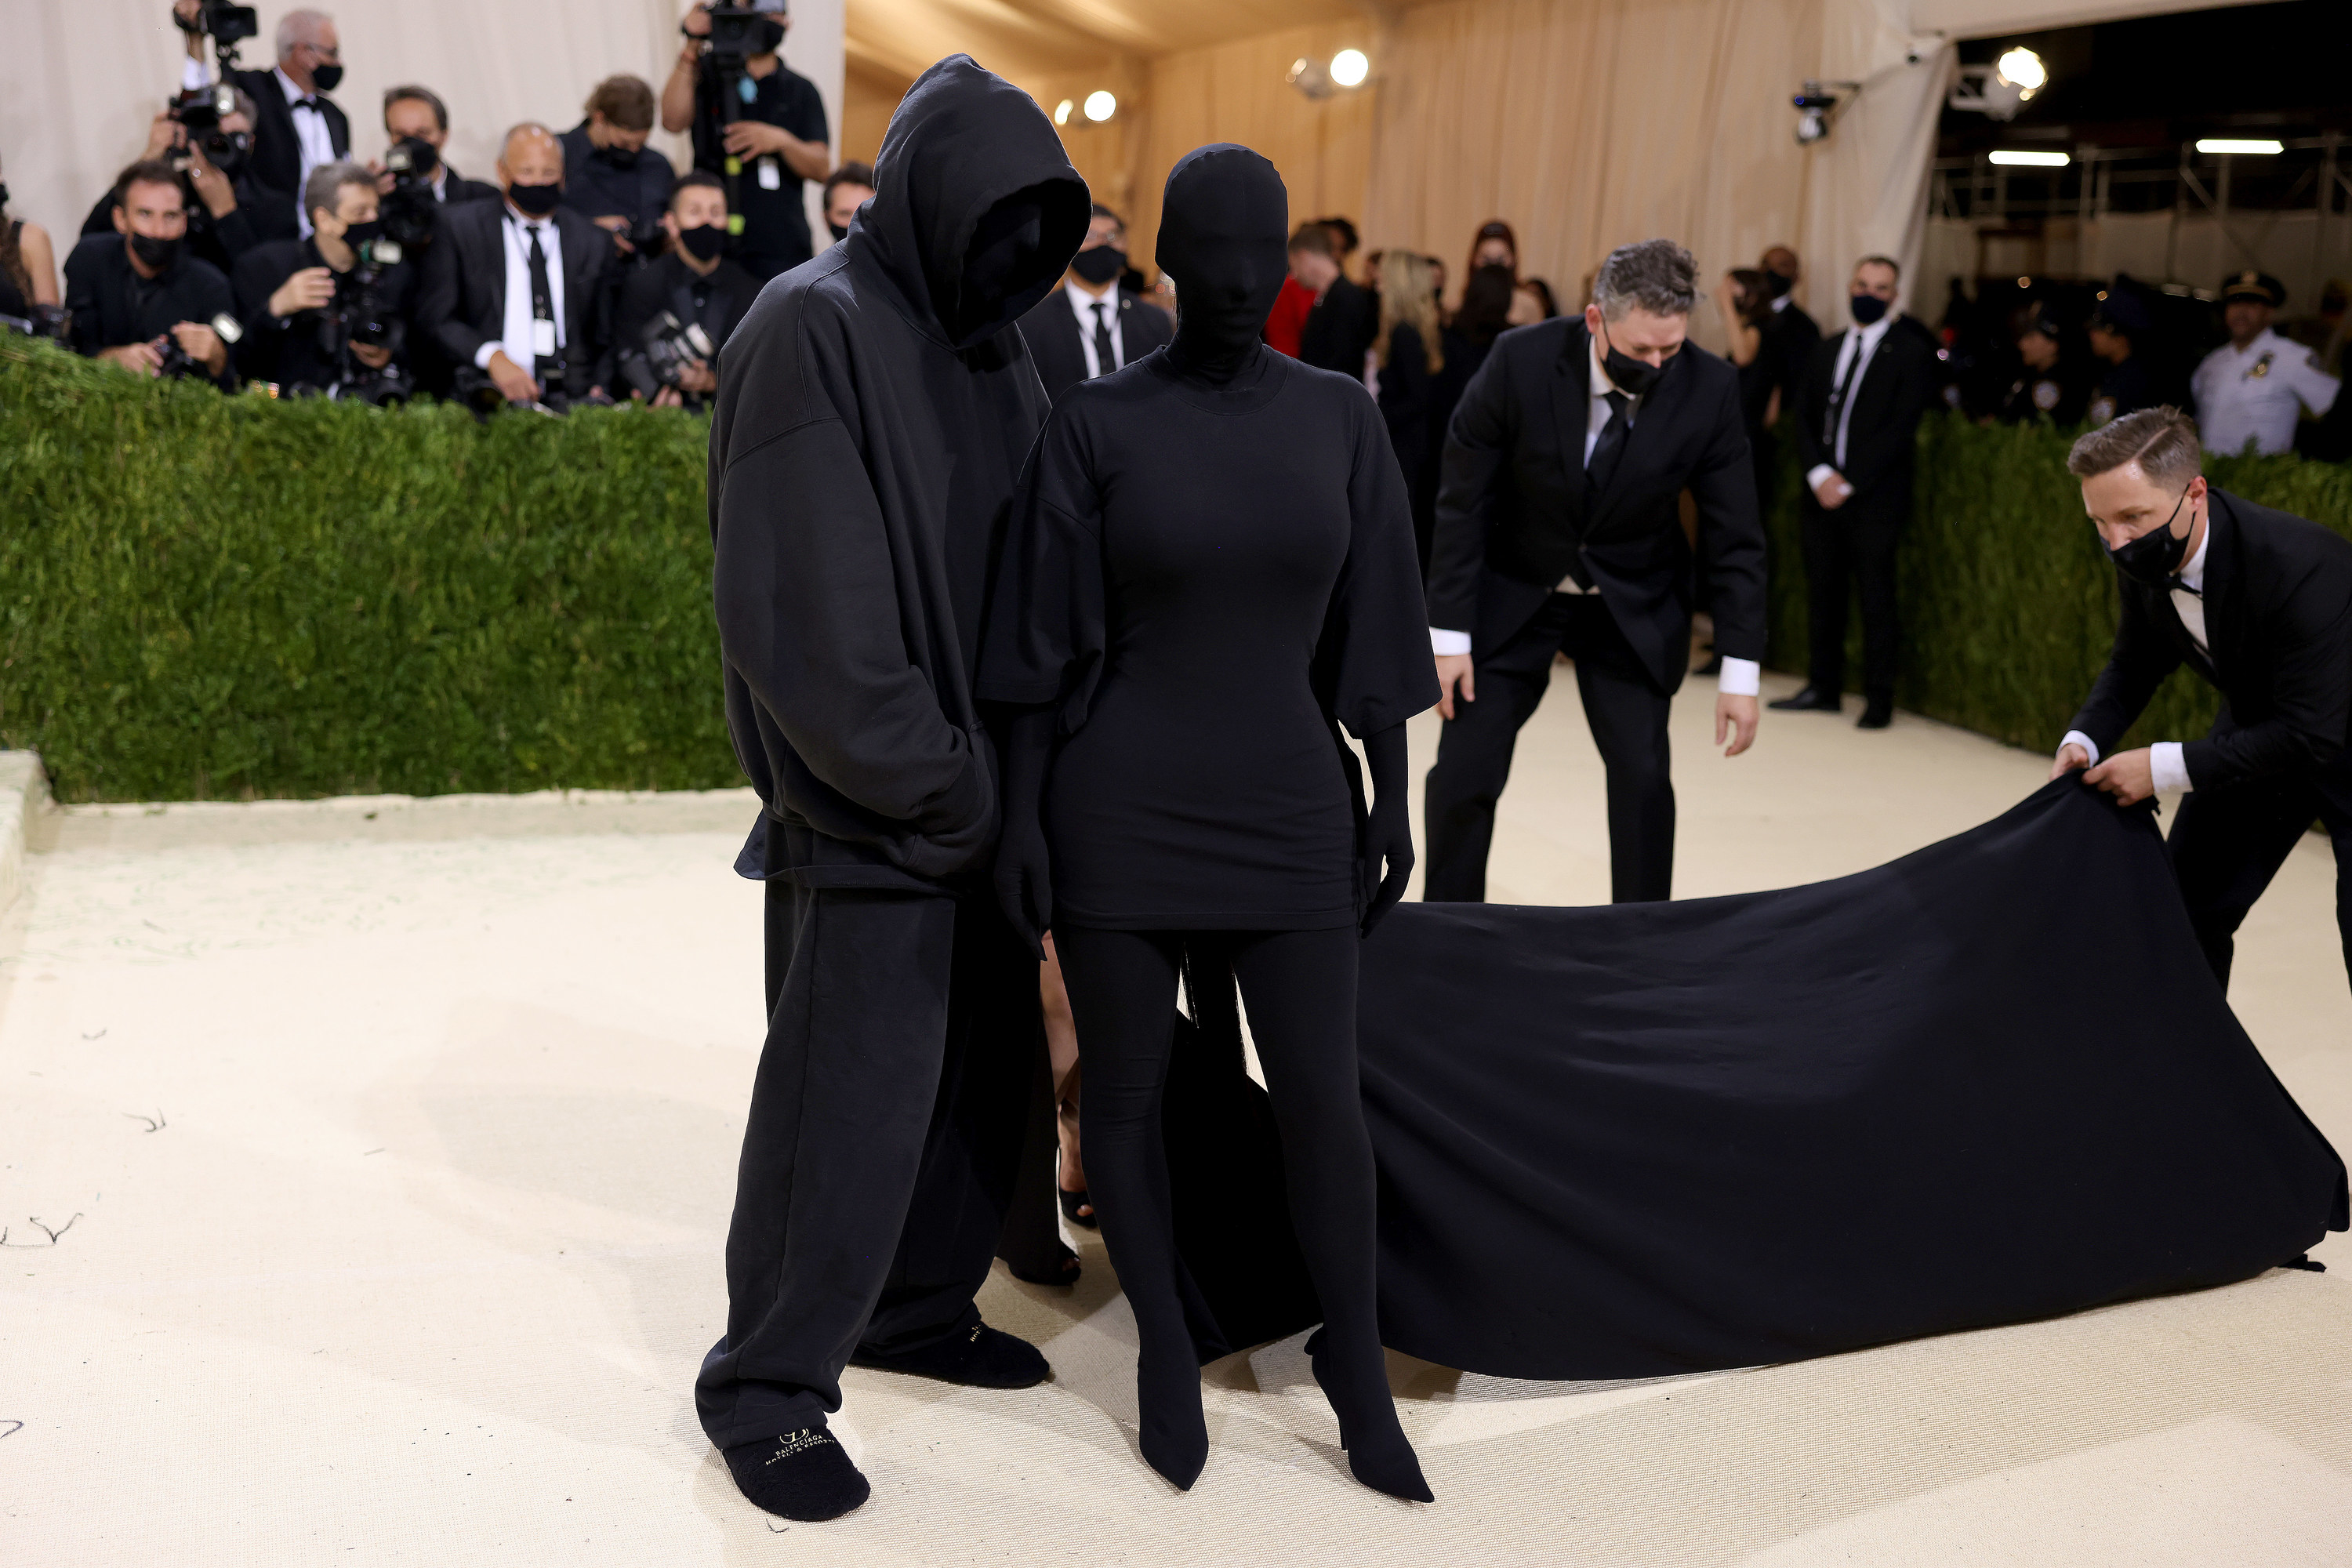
[
  {"xmin": 755, "ymin": 17, "xmax": 786, "ymax": 53},
  {"xmin": 827, "ymin": 220, "xmax": 850, "ymax": 241},
  {"xmin": 1763, "ymin": 268, "xmax": 1795, "ymax": 299},
  {"xmin": 1849, "ymin": 292, "xmax": 1889, "ymax": 325},
  {"xmin": 339, "ymin": 217, "xmax": 385, "ymax": 252},
  {"xmin": 1156, "ymin": 143, "xmax": 1289, "ymax": 387},
  {"xmin": 129, "ymin": 231, "xmax": 182, "ymax": 272},
  {"xmin": 1069, "ymin": 244, "xmax": 1125, "ymax": 285},
  {"xmin": 597, "ymin": 143, "xmax": 642, "ymax": 171},
  {"xmin": 1595, "ymin": 317, "xmax": 1667, "ymax": 399},
  {"xmin": 311, "ymin": 63, "xmax": 344, "ymax": 93},
  {"xmin": 506, "ymin": 180, "xmax": 562, "ymax": 217},
  {"xmin": 679, "ymin": 223, "xmax": 727, "ymax": 261},
  {"xmin": 2107, "ymin": 487, "xmax": 2197, "ymax": 585}
]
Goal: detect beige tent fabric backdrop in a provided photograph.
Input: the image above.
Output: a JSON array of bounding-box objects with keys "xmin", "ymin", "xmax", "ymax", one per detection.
[{"xmin": 3, "ymin": 0, "xmax": 842, "ymax": 276}]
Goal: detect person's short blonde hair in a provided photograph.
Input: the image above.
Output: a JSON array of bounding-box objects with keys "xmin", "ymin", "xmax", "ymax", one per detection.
[{"xmin": 2066, "ymin": 406, "xmax": 2202, "ymax": 491}]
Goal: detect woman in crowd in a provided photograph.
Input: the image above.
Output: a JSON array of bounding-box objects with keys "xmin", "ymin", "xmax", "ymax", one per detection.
[
  {"xmin": 0, "ymin": 152, "xmax": 61, "ymax": 322},
  {"xmin": 1374, "ymin": 249, "xmax": 1445, "ymax": 572},
  {"xmin": 983, "ymin": 143, "xmax": 1438, "ymax": 1503},
  {"xmin": 1465, "ymin": 218, "xmax": 1515, "ymax": 282},
  {"xmin": 1427, "ymin": 262, "xmax": 1515, "ymax": 527},
  {"xmin": 1508, "ymin": 274, "xmax": 1559, "ymax": 326}
]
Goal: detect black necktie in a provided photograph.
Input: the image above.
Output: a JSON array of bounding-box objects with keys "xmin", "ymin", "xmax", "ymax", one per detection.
[
  {"xmin": 1824, "ymin": 335, "xmax": 1864, "ymax": 460},
  {"xmin": 526, "ymin": 223, "xmax": 554, "ymax": 326},
  {"xmin": 1091, "ymin": 301, "xmax": 1116, "ymax": 378},
  {"xmin": 1586, "ymin": 390, "xmax": 1632, "ymax": 495}
]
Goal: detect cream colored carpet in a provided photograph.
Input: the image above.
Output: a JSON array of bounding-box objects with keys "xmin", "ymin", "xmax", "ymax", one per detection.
[{"xmin": 5, "ymin": 673, "xmax": 2349, "ymax": 1565}]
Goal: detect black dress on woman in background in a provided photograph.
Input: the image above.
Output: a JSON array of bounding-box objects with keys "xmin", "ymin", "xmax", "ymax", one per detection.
[{"xmin": 981, "ymin": 143, "xmax": 1439, "ymax": 1501}]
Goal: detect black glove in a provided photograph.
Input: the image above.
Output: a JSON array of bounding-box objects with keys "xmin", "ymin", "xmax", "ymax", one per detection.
[
  {"xmin": 993, "ymin": 706, "xmax": 1054, "ymax": 957},
  {"xmin": 1359, "ymin": 722, "xmax": 1414, "ymax": 936}
]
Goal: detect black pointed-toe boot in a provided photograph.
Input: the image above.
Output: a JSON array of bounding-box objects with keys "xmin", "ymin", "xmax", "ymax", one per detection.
[
  {"xmin": 1135, "ymin": 1346, "xmax": 1210, "ymax": 1490},
  {"xmin": 1306, "ymin": 1329, "xmax": 1433, "ymax": 1504}
]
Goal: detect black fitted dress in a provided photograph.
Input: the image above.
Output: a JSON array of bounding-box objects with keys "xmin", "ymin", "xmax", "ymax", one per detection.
[{"xmin": 981, "ymin": 345, "xmax": 1434, "ymax": 923}]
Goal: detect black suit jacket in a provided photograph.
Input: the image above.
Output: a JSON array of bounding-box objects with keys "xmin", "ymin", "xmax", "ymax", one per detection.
[
  {"xmin": 1791, "ymin": 322, "xmax": 1936, "ymax": 508},
  {"xmin": 2071, "ymin": 490, "xmax": 2352, "ymax": 792},
  {"xmin": 1426, "ymin": 318, "xmax": 1766, "ymax": 695},
  {"xmin": 415, "ymin": 200, "xmax": 616, "ymax": 397},
  {"xmin": 1299, "ymin": 274, "xmax": 1376, "ymax": 376},
  {"xmin": 62, "ymin": 233, "xmax": 236, "ymax": 387},
  {"xmin": 224, "ymin": 68, "xmax": 351, "ymax": 240},
  {"xmin": 438, "ymin": 165, "xmax": 503, "ymax": 208},
  {"xmin": 1016, "ymin": 283, "xmax": 1174, "ymax": 403},
  {"xmin": 1763, "ymin": 300, "xmax": 1820, "ymax": 404}
]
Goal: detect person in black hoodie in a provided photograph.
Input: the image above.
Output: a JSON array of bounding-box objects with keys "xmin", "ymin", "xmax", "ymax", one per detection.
[
  {"xmin": 983, "ymin": 143, "xmax": 1438, "ymax": 1503},
  {"xmin": 696, "ymin": 55, "xmax": 1091, "ymax": 1524}
]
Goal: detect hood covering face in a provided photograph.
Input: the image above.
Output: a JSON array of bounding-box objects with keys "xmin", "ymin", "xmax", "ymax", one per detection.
[
  {"xmin": 858, "ymin": 55, "xmax": 1091, "ymax": 350},
  {"xmin": 1156, "ymin": 143, "xmax": 1289, "ymax": 384}
]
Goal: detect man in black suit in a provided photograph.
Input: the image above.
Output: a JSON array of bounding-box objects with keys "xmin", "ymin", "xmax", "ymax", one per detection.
[
  {"xmin": 614, "ymin": 172, "xmax": 758, "ymax": 411},
  {"xmin": 1770, "ymin": 255, "xmax": 1936, "ymax": 728},
  {"xmin": 178, "ymin": 2, "xmax": 351, "ymax": 241},
  {"xmin": 1759, "ymin": 245, "xmax": 1822, "ymax": 408},
  {"xmin": 2056, "ymin": 406, "xmax": 2352, "ymax": 992},
  {"xmin": 416, "ymin": 124, "xmax": 616, "ymax": 406},
  {"xmin": 1014, "ymin": 202, "xmax": 1173, "ymax": 403},
  {"xmin": 382, "ymin": 86, "xmax": 503, "ymax": 207},
  {"xmin": 64, "ymin": 159, "xmax": 237, "ymax": 389},
  {"xmin": 1424, "ymin": 238, "xmax": 1766, "ymax": 905},
  {"xmin": 1292, "ymin": 220, "xmax": 1375, "ymax": 375}
]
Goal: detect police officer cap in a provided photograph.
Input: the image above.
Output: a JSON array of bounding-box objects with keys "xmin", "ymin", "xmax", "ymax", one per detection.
[
  {"xmin": 2220, "ymin": 269, "xmax": 2285, "ymax": 307},
  {"xmin": 2089, "ymin": 290, "xmax": 2151, "ymax": 336}
]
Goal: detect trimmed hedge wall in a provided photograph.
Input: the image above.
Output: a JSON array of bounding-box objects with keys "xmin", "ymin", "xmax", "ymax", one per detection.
[{"xmin": 5, "ymin": 334, "xmax": 2352, "ymax": 802}]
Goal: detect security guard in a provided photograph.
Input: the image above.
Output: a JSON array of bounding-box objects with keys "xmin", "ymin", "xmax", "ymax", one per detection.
[
  {"xmin": 2191, "ymin": 270, "xmax": 2340, "ymax": 456},
  {"xmin": 1996, "ymin": 302, "xmax": 2089, "ymax": 424},
  {"xmin": 2085, "ymin": 290, "xmax": 2158, "ymax": 426}
]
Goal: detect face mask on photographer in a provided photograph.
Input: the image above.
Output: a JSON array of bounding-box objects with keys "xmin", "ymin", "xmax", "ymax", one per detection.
[
  {"xmin": 1849, "ymin": 292, "xmax": 1889, "ymax": 326},
  {"xmin": 1070, "ymin": 245, "xmax": 1126, "ymax": 286},
  {"xmin": 507, "ymin": 180, "xmax": 562, "ymax": 217},
  {"xmin": 755, "ymin": 17, "xmax": 786, "ymax": 52},
  {"xmin": 1595, "ymin": 316, "xmax": 1667, "ymax": 399},
  {"xmin": 2108, "ymin": 485, "xmax": 2198, "ymax": 585},
  {"xmin": 679, "ymin": 223, "xmax": 727, "ymax": 261},
  {"xmin": 340, "ymin": 217, "xmax": 386, "ymax": 252},
  {"xmin": 311, "ymin": 63, "xmax": 345, "ymax": 93},
  {"xmin": 597, "ymin": 143, "xmax": 643, "ymax": 172},
  {"xmin": 129, "ymin": 232, "xmax": 182, "ymax": 272}
]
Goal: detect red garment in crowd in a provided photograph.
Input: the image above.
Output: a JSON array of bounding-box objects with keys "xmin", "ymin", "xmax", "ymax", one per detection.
[{"xmin": 1263, "ymin": 275, "xmax": 1315, "ymax": 358}]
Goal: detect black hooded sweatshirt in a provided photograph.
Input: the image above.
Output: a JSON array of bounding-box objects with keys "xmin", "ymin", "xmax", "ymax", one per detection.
[{"xmin": 709, "ymin": 56, "xmax": 1090, "ymax": 890}]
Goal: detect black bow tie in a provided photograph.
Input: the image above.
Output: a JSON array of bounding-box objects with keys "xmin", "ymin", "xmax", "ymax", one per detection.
[{"xmin": 292, "ymin": 97, "xmax": 318, "ymax": 111}]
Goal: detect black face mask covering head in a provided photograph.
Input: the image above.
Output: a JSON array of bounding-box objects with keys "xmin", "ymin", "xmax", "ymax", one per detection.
[
  {"xmin": 1594, "ymin": 314, "xmax": 1668, "ymax": 399},
  {"xmin": 1069, "ymin": 243, "xmax": 1125, "ymax": 286},
  {"xmin": 1156, "ymin": 143, "xmax": 1288, "ymax": 387},
  {"xmin": 2108, "ymin": 485, "xmax": 2198, "ymax": 584}
]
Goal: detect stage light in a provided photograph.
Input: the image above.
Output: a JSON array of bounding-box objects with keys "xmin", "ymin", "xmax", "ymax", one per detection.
[
  {"xmin": 1988, "ymin": 149, "xmax": 2068, "ymax": 167},
  {"xmin": 1330, "ymin": 49, "xmax": 1368, "ymax": 88},
  {"xmin": 1792, "ymin": 81, "xmax": 1842, "ymax": 145},
  {"xmin": 2197, "ymin": 138, "xmax": 2283, "ymax": 155},
  {"xmin": 1084, "ymin": 90, "xmax": 1116, "ymax": 123},
  {"xmin": 1054, "ymin": 99, "xmax": 1073, "ymax": 126},
  {"xmin": 1994, "ymin": 46, "xmax": 2046, "ymax": 97}
]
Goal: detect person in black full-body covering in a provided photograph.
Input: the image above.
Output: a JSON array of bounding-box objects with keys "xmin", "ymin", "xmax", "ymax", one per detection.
[
  {"xmin": 697, "ymin": 56, "xmax": 1091, "ymax": 1525},
  {"xmin": 983, "ymin": 144, "xmax": 1440, "ymax": 1503}
]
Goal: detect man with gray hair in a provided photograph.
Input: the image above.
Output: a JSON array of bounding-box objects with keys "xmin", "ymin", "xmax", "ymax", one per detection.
[
  {"xmin": 176, "ymin": 0, "xmax": 351, "ymax": 241},
  {"xmin": 1423, "ymin": 237, "xmax": 1766, "ymax": 904},
  {"xmin": 2055, "ymin": 405, "xmax": 2352, "ymax": 993}
]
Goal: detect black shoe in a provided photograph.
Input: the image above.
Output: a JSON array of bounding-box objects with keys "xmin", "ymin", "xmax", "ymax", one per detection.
[
  {"xmin": 1768, "ymin": 686, "xmax": 1841, "ymax": 713},
  {"xmin": 1136, "ymin": 1346, "xmax": 1210, "ymax": 1491},
  {"xmin": 720, "ymin": 1427, "xmax": 871, "ymax": 1523},
  {"xmin": 1305, "ymin": 1330, "xmax": 1434, "ymax": 1504},
  {"xmin": 1059, "ymin": 1187, "xmax": 1098, "ymax": 1229},
  {"xmin": 1857, "ymin": 701, "xmax": 1893, "ymax": 730},
  {"xmin": 850, "ymin": 1321, "xmax": 1050, "ymax": 1389}
]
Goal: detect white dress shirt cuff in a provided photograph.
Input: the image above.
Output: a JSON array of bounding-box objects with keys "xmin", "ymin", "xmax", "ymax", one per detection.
[
  {"xmin": 1716, "ymin": 658, "xmax": 1760, "ymax": 697},
  {"xmin": 2059, "ymin": 731, "xmax": 2101, "ymax": 768},
  {"xmin": 474, "ymin": 342, "xmax": 502, "ymax": 371},
  {"xmin": 1805, "ymin": 464, "xmax": 1838, "ymax": 491},
  {"xmin": 1430, "ymin": 628, "xmax": 1472, "ymax": 658},
  {"xmin": 181, "ymin": 56, "xmax": 211, "ymax": 91},
  {"xmin": 2151, "ymin": 741, "xmax": 2193, "ymax": 795}
]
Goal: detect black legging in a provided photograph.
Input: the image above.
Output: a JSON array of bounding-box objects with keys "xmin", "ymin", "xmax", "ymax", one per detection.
[{"xmin": 1053, "ymin": 924, "xmax": 1388, "ymax": 1450}]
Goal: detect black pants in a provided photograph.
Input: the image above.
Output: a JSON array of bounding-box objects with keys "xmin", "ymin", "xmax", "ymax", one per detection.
[
  {"xmin": 1424, "ymin": 592, "xmax": 1675, "ymax": 904},
  {"xmin": 694, "ymin": 878, "xmax": 1034, "ymax": 1449},
  {"xmin": 1799, "ymin": 487, "xmax": 1905, "ymax": 704},
  {"xmin": 1052, "ymin": 926, "xmax": 1386, "ymax": 1408},
  {"xmin": 2169, "ymin": 748, "xmax": 2352, "ymax": 993}
]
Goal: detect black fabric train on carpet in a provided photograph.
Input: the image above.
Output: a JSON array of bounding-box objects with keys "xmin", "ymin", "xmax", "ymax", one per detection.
[{"xmin": 1160, "ymin": 779, "xmax": 2347, "ymax": 1377}]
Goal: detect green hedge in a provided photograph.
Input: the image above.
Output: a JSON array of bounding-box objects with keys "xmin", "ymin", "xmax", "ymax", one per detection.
[
  {"xmin": 6, "ymin": 334, "xmax": 2352, "ymax": 803},
  {"xmin": 1762, "ymin": 411, "xmax": 2352, "ymax": 753},
  {"xmin": 1, "ymin": 336, "xmax": 735, "ymax": 800}
]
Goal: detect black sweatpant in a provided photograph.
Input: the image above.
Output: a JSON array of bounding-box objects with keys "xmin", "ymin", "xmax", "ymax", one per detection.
[
  {"xmin": 1799, "ymin": 486, "xmax": 1907, "ymax": 706},
  {"xmin": 694, "ymin": 877, "xmax": 1035, "ymax": 1450},
  {"xmin": 1424, "ymin": 592, "xmax": 1675, "ymax": 904},
  {"xmin": 2168, "ymin": 746, "xmax": 2352, "ymax": 993},
  {"xmin": 1052, "ymin": 926, "xmax": 1387, "ymax": 1408}
]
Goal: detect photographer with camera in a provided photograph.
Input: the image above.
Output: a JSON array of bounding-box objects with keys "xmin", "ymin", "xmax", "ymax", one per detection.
[
  {"xmin": 177, "ymin": 2, "xmax": 351, "ymax": 241},
  {"xmin": 0, "ymin": 151, "xmax": 63, "ymax": 336},
  {"xmin": 416, "ymin": 123, "xmax": 616, "ymax": 409},
  {"xmin": 79, "ymin": 98, "xmax": 263, "ymax": 281},
  {"xmin": 660, "ymin": 0, "xmax": 829, "ymax": 282},
  {"xmin": 381, "ymin": 88, "xmax": 501, "ymax": 208},
  {"xmin": 64, "ymin": 160, "xmax": 237, "ymax": 387},
  {"xmin": 230, "ymin": 161, "xmax": 414, "ymax": 400},
  {"xmin": 615, "ymin": 172, "xmax": 756, "ymax": 410},
  {"xmin": 561, "ymin": 76, "xmax": 677, "ymax": 261}
]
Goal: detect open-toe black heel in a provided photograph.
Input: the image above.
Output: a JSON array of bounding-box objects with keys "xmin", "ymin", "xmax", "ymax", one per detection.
[
  {"xmin": 1006, "ymin": 1240, "xmax": 1081, "ymax": 1287},
  {"xmin": 1306, "ymin": 1329, "xmax": 1433, "ymax": 1503},
  {"xmin": 1059, "ymin": 1187, "xmax": 1098, "ymax": 1229}
]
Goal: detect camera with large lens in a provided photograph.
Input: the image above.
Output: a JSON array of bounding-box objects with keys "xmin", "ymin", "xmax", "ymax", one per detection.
[
  {"xmin": 620, "ymin": 309, "xmax": 716, "ymax": 401},
  {"xmin": 173, "ymin": 1, "xmax": 259, "ymax": 66},
  {"xmin": 316, "ymin": 257, "xmax": 413, "ymax": 406},
  {"xmin": 2, "ymin": 303, "xmax": 70, "ymax": 342},
  {"xmin": 700, "ymin": 3, "xmax": 768, "ymax": 64},
  {"xmin": 378, "ymin": 136, "xmax": 441, "ymax": 254},
  {"xmin": 154, "ymin": 310, "xmax": 244, "ymax": 379}
]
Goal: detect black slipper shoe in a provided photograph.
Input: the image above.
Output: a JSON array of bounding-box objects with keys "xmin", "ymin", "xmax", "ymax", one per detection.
[
  {"xmin": 1060, "ymin": 1187, "xmax": 1098, "ymax": 1229},
  {"xmin": 850, "ymin": 1321, "xmax": 1051, "ymax": 1389},
  {"xmin": 720, "ymin": 1427, "xmax": 871, "ymax": 1523}
]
